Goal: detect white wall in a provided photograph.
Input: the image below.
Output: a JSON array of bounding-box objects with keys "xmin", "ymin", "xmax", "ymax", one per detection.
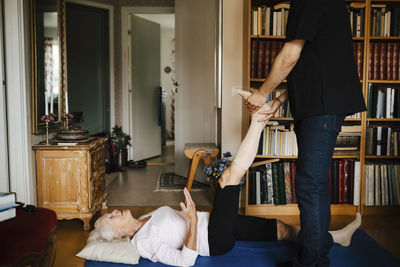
[
  {"xmin": 160, "ymin": 28, "xmax": 175, "ymax": 138},
  {"xmin": 221, "ymin": 0, "xmax": 243, "ymax": 156}
]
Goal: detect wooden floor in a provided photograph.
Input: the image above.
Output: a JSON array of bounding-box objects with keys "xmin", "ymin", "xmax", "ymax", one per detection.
[{"xmin": 54, "ymin": 207, "xmax": 400, "ymax": 267}]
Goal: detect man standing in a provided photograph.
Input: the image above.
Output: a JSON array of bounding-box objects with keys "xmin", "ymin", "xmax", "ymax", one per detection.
[{"xmin": 244, "ymin": 0, "xmax": 366, "ymax": 266}]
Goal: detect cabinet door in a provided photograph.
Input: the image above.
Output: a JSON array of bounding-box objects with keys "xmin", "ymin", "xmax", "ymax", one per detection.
[{"xmin": 36, "ymin": 150, "xmax": 89, "ymax": 212}]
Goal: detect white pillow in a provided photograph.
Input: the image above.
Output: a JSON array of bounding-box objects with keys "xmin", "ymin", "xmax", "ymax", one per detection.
[{"xmin": 76, "ymin": 239, "xmax": 140, "ymax": 265}]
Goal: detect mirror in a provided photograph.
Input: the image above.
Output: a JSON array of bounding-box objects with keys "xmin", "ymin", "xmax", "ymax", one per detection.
[{"xmin": 31, "ymin": 0, "xmax": 67, "ymax": 134}]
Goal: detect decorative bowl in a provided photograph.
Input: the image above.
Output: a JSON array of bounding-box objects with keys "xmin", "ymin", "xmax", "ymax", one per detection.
[{"xmin": 57, "ymin": 130, "xmax": 89, "ymax": 140}]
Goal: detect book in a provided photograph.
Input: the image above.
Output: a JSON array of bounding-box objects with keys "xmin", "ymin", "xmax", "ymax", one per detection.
[
  {"xmin": 0, "ymin": 192, "xmax": 16, "ymax": 211},
  {"xmin": 343, "ymin": 160, "xmax": 350, "ymax": 204},
  {"xmin": 353, "ymin": 161, "xmax": 361, "ymax": 205},
  {"xmin": 257, "ymin": 40, "xmax": 265, "ymax": 78},
  {"xmin": 278, "ymin": 162, "xmax": 286, "ymax": 205},
  {"xmin": 265, "ymin": 163, "xmax": 274, "ymax": 204},
  {"xmin": 272, "ymin": 163, "xmax": 280, "ymax": 205},
  {"xmin": 332, "ymin": 160, "xmax": 339, "ymax": 204},
  {"xmin": 375, "ymin": 164, "xmax": 381, "ymax": 205},
  {"xmin": 283, "ymin": 162, "xmax": 292, "ymax": 204},
  {"xmin": 0, "ymin": 207, "xmax": 16, "ymax": 222},
  {"xmin": 338, "ymin": 160, "xmax": 345, "ymax": 204},
  {"xmin": 251, "ymin": 40, "xmax": 257, "ymax": 78},
  {"xmin": 289, "ymin": 161, "xmax": 297, "ymax": 203},
  {"xmin": 256, "ymin": 171, "xmax": 261, "ymax": 204}
]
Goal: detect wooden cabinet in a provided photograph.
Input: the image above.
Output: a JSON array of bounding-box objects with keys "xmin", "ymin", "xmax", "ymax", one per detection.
[{"xmin": 33, "ymin": 137, "xmax": 107, "ymax": 230}]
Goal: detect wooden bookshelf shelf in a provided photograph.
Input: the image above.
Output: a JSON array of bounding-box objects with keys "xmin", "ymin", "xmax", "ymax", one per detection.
[
  {"xmin": 365, "ymin": 155, "xmax": 400, "ymax": 159},
  {"xmin": 362, "ymin": 205, "xmax": 400, "ymax": 215},
  {"xmin": 369, "ymin": 37, "xmax": 400, "ymax": 40},
  {"xmin": 353, "ymin": 37, "xmax": 365, "ymax": 40},
  {"xmin": 368, "ymin": 80, "xmax": 400, "ymax": 83},
  {"xmin": 250, "ymin": 35, "xmax": 286, "ymax": 39},
  {"xmin": 246, "ymin": 204, "xmax": 358, "ymax": 216},
  {"xmin": 255, "ymin": 154, "xmax": 360, "ymax": 159},
  {"xmin": 345, "ymin": 118, "xmax": 362, "ymax": 121},
  {"xmin": 250, "ymin": 78, "xmax": 287, "ymax": 83},
  {"xmin": 270, "ymin": 117, "xmax": 293, "ymax": 121},
  {"xmin": 367, "ymin": 118, "xmax": 400, "ymax": 122}
]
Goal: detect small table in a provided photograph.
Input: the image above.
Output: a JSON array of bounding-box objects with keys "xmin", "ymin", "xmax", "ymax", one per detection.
[
  {"xmin": 184, "ymin": 143, "xmax": 219, "ymax": 191},
  {"xmin": 33, "ymin": 137, "xmax": 107, "ymax": 230}
]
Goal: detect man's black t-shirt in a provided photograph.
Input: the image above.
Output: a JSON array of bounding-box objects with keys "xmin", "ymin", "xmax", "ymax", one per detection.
[{"xmin": 285, "ymin": 0, "xmax": 366, "ymax": 121}]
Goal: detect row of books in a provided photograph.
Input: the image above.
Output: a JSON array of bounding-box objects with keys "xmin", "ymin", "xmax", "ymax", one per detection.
[
  {"xmin": 368, "ymin": 42, "xmax": 400, "ymax": 81},
  {"xmin": 366, "ymin": 126, "xmax": 400, "ymax": 156},
  {"xmin": 251, "ymin": 40, "xmax": 283, "ymax": 79},
  {"xmin": 251, "ymin": 3, "xmax": 290, "ymax": 36},
  {"xmin": 364, "ymin": 161, "xmax": 400, "ymax": 206},
  {"xmin": 248, "ymin": 160, "xmax": 361, "ymax": 205},
  {"xmin": 353, "ymin": 42, "xmax": 364, "ymax": 80},
  {"xmin": 347, "ymin": 5, "xmax": 365, "ymax": 37},
  {"xmin": 257, "ymin": 125, "xmax": 298, "ymax": 156},
  {"xmin": 269, "ymin": 90, "xmax": 291, "ymax": 118},
  {"xmin": 371, "ymin": 6, "xmax": 400, "ymax": 37},
  {"xmin": 367, "ymin": 85, "xmax": 400, "ymax": 118},
  {"xmin": 248, "ymin": 161, "xmax": 296, "ymax": 205},
  {"xmin": 0, "ymin": 192, "xmax": 16, "ymax": 222}
]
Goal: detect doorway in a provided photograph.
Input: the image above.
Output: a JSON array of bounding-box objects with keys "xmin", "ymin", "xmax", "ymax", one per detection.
[{"xmin": 122, "ymin": 1, "xmax": 219, "ymax": 183}]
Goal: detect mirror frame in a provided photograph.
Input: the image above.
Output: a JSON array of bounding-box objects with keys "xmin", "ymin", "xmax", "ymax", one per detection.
[{"xmin": 30, "ymin": 0, "xmax": 67, "ymax": 134}]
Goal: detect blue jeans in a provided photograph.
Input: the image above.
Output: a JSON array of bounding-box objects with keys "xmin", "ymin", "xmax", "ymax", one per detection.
[{"xmin": 293, "ymin": 114, "xmax": 346, "ymax": 267}]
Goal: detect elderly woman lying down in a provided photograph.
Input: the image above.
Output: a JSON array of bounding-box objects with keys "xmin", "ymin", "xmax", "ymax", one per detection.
[{"xmin": 90, "ymin": 91, "xmax": 361, "ymax": 267}]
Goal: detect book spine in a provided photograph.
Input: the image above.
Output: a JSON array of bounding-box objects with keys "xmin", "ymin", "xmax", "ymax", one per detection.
[
  {"xmin": 284, "ymin": 161, "xmax": 292, "ymax": 204},
  {"xmin": 377, "ymin": 126, "xmax": 382, "ymax": 155},
  {"xmin": 356, "ymin": 42, "xmax": 363, "ymax": 80},
  {"xmin": 272, "ymin": 163, "xmax": 280, "ymax": 205},
  {"xmin": 374, "ymin": 42, "xmax": 380, "ymax": 80},
  {"xmin": 381, "ymin": 42, "xmax": 387, "ymax": 80},
  {"xmin": 338, "ymin": 160, "xmax": 345, "ymax": 204},
  {"xmin": 343, "ymin": 160, "xmax": 350, "ymax": 204},
  {"xmin": 353, "ymin": 161, "xmax": 361, "ymax": 205},
  {"xmin": 278, "ymin": 162, "xmax": 286, "ymax": 205},
  {"xmin": 257, "ymin": 40, "xmax": 265, "ymax": 78},
  {"xmin": 290, "ymin": 161, "xmax": 297, "ymax": 203},
  {"xmin": 387, "ymin": 42, "xmax": 393, "ymax": 80},
  {"xmin": 332, "ymin": 160, "xmax": 339, "ymax": 204},
  {"xmin": 251, "ymin": 40, "xmax": 257, "ymax": 78},
  {"xmin": 266, "ymin": 163, "xmax": 274, "ymax": 204},
  {"xmin": 256, "ymin": 171, "xmax": 261, "ymax": 204},
  {"xmin": 393, "ymin": 43, "xmax": 399, "ymax": 82},
  {"xmin": 369, "ymin": 43, "xmax": 374, "ymax": 80},
  {"xmin": 264, "ymin": 41, "xmax": 271, "ymax": 77}
]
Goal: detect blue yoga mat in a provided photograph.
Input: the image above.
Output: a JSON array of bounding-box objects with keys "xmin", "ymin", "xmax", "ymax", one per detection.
[{"xmin": 85, "ymin": 229, "xmax": 400, "ymax": 267}]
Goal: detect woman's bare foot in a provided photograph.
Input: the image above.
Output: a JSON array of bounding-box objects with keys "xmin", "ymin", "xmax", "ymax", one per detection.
[{"xmin": 329, "ymin": 212, "xmax": 362, "ymax": 247}]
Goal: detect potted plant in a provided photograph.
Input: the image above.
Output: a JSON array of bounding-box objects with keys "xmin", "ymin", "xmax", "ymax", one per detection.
[
  {"xmin": 203, "ymin": 151, "xmax": 232, "ymax": 197},
  {"xmin": 111, "ymin": 126, "xmax": 131, "ymax": 170}
]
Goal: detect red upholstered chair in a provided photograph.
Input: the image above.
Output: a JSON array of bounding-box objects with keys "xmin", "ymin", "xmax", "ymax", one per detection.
[{"xmin": 0, "ymin": 207, "xmax": 57, "ymax": 267}]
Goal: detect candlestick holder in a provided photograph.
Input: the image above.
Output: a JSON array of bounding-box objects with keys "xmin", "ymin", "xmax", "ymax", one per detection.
[
  {"xmin": 66, "ymin": 117, "xmax": 69, "ymax": 131},
  {"xmin": 45, "ymin": 121, "xmax": 49, "ymax": 145},
  {"xmin": 40, "ymin": 114, "xmax": 55, "ymax": 145}
]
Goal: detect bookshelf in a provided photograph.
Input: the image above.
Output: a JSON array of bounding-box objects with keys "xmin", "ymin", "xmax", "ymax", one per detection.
[{"xmin": 242, "ymin": 0, "xmax": 400, "ymax": 218}]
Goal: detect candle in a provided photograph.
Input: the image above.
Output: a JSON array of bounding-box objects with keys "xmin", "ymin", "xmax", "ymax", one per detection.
[
  {"xmin": 45, "ymin": 91, "xmax": 49, "ymax": 115},
  {"xmin": 65, "ymin": 91, "xmax": 69, "ymax": 113},
  {"xmin": 50, "ymin": 92, "xmax": 54, "ymax": 114}
]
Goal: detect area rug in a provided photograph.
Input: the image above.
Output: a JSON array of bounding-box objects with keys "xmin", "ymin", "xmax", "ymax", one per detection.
[
  {"xmin": 154, "ymin": 172, "xmax": 209, "ymax": 192},
  {"xmin": 85, "ymin": 229, "xmax": 400, "ymax": 267}
]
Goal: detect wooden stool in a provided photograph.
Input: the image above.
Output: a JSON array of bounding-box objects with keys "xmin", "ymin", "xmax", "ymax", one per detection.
[{"xmin": 184, "ymin": 143, "xmax": 219, "ymax": 191}]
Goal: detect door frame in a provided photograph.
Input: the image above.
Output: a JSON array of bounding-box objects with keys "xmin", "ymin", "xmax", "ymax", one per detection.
[
  {"xmin": 66, "ymin": 0, "xmax": 115, "ymax": 131},
  {"xmin": 121, "ymin": 7, "xmax": 174, "ymax": 160}
]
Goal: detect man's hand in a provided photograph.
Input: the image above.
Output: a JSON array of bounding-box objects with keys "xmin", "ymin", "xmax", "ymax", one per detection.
[
  {"xmin": 180, "ymin": 187, "xmax": 198, "ymax": 223},
  {"xmin": 257, "ymin": 99, "xmax": 282, "ymax": 122},
  {"xmin": 245, "ymin": 89, "xmax": 268, "ymax": 113}
]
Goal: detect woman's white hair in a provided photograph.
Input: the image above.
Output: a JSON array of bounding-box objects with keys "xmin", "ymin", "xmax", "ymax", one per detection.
[{"xmin": 87, "ymin": 217, "xmax": 116, "ymax": 243}]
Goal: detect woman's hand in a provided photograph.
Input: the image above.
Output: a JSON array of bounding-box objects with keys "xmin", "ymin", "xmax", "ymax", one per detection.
[
  {"xmin": 180, "ymin": 187, "xmax": 198, "ymax": 223},
  {"xmin": 245, "ymin": 89, "xmax": 268, "ymax": 113},
  {"xmin": 257, "ymin": 99, "xmax": 282, "ymax": 122}
]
